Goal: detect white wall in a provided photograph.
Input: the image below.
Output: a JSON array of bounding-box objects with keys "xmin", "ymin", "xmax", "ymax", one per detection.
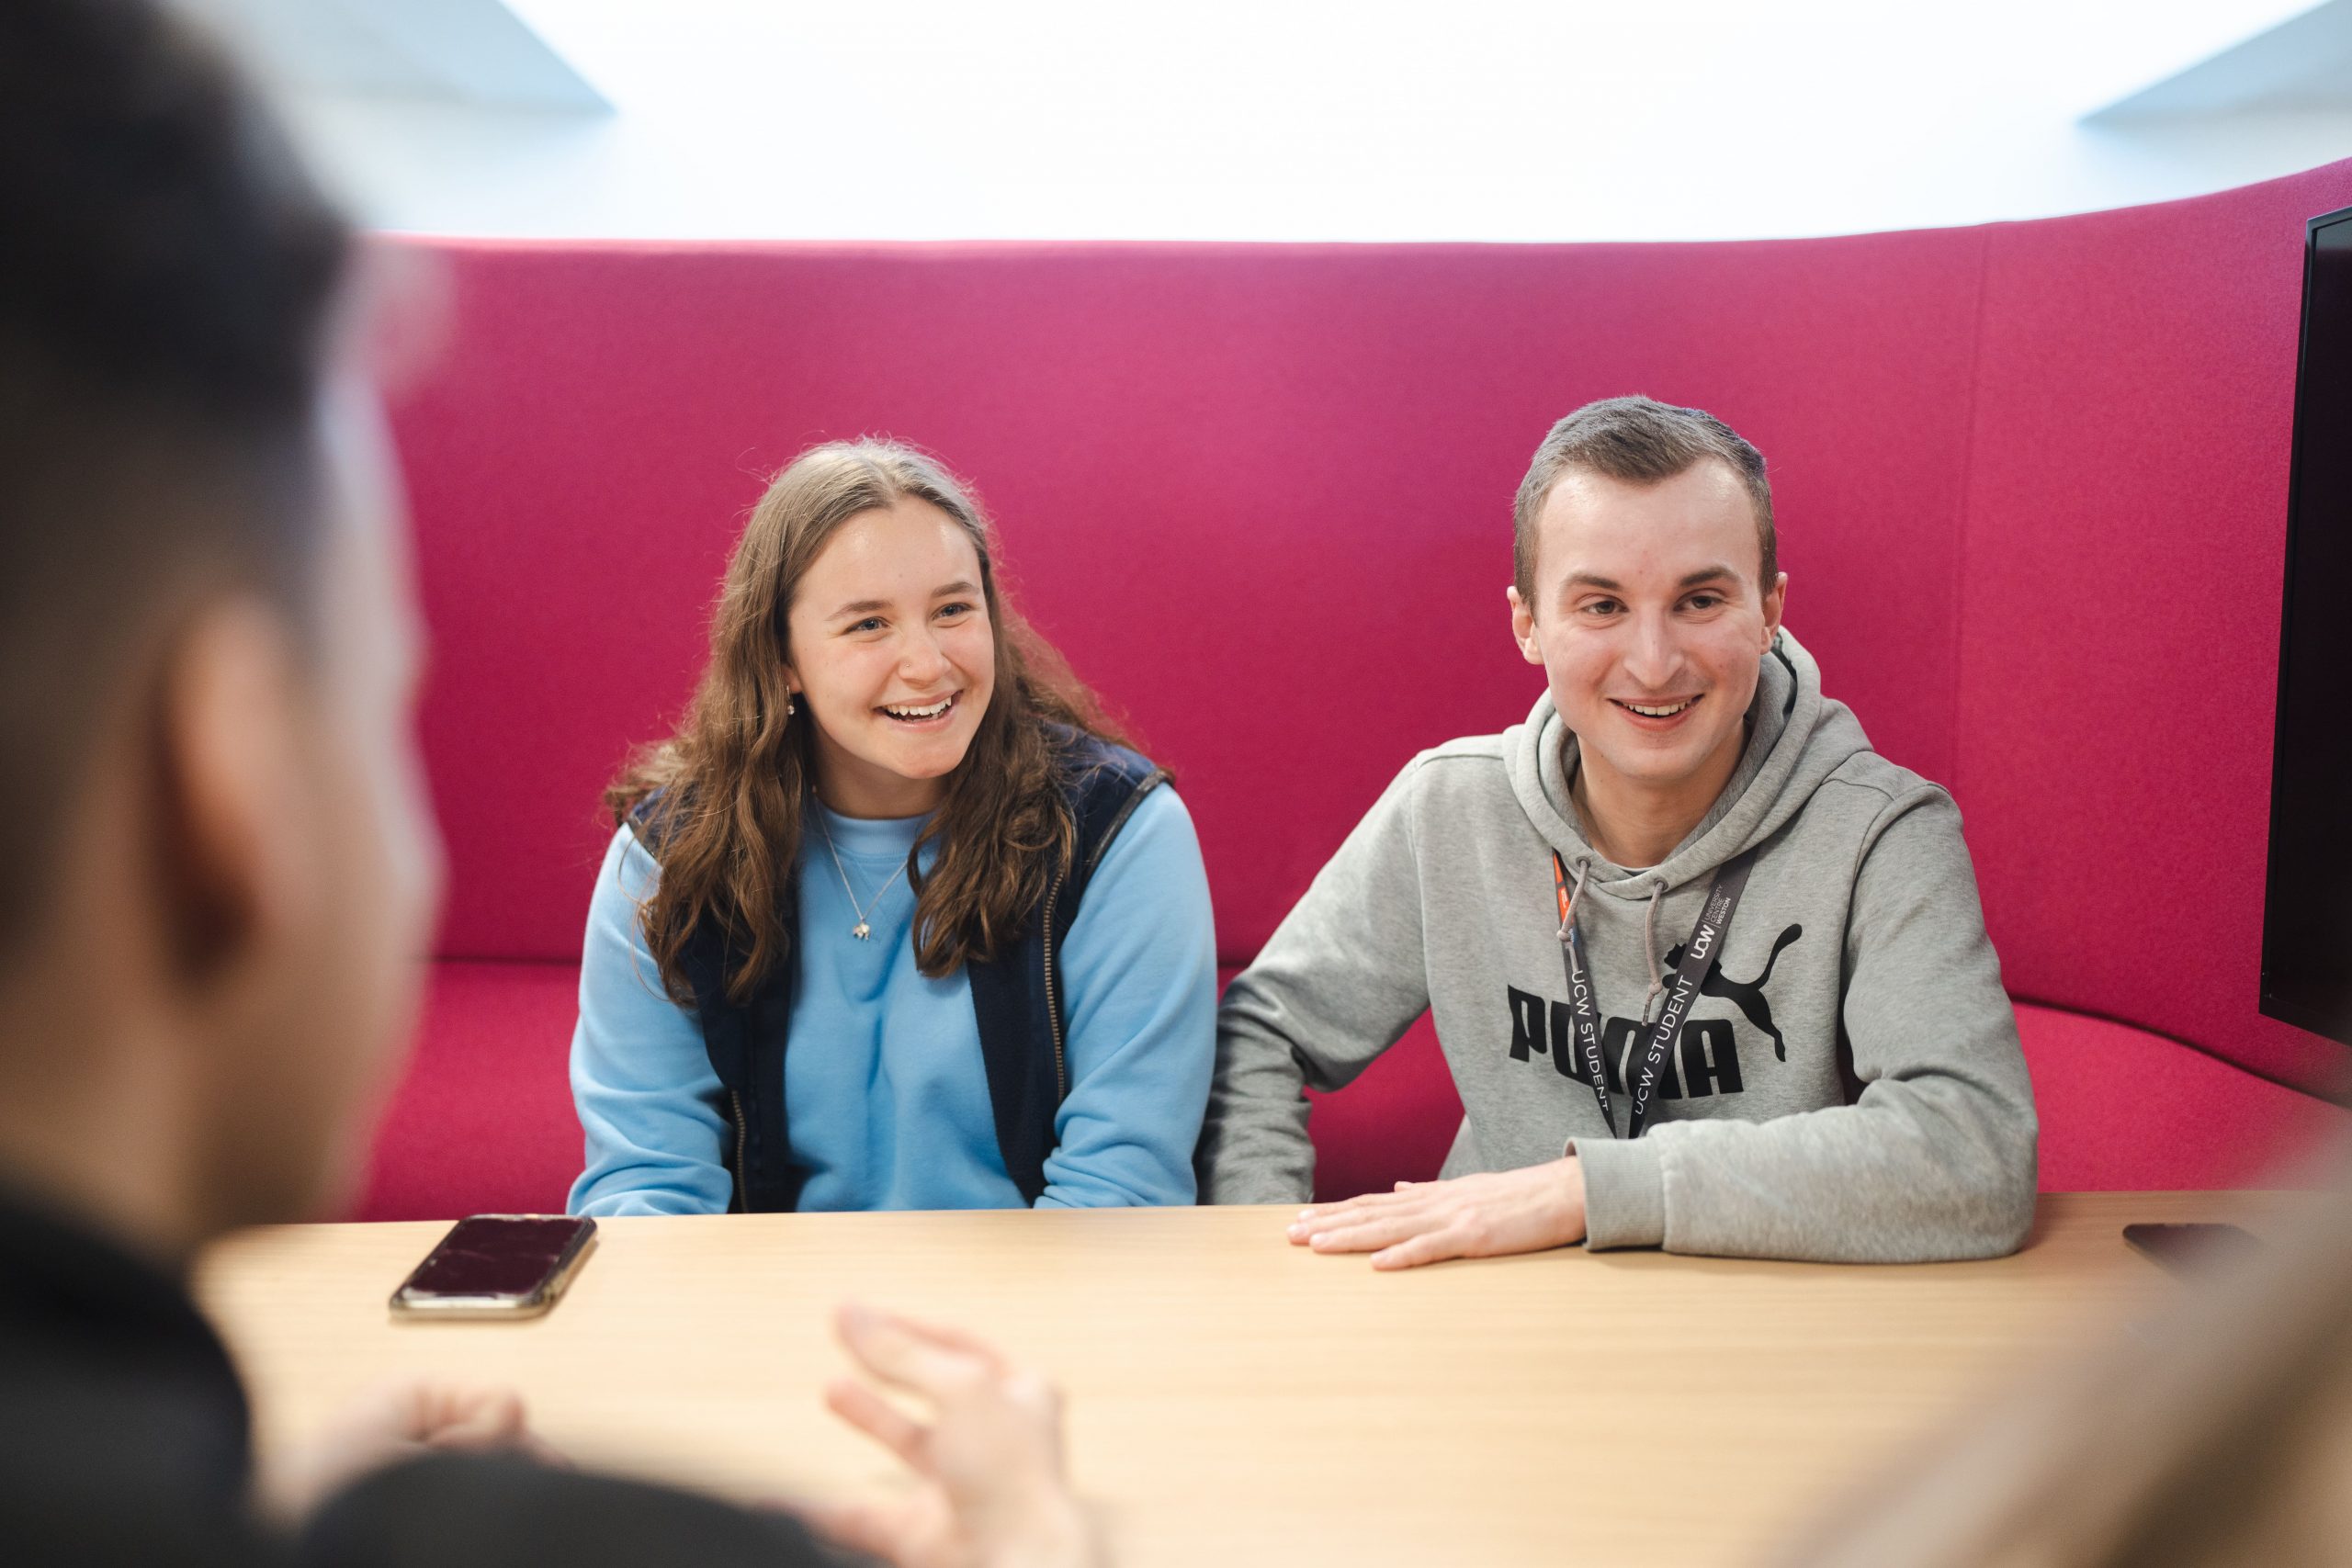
[{"xmin": 243, "ymin": 0, "xmax": 2352, "ymax": 243}]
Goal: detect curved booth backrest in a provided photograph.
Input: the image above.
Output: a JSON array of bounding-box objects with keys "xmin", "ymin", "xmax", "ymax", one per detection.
[{"xmin": 390, "ymin": 158, "xmax": 2352, "ymax": 1106}]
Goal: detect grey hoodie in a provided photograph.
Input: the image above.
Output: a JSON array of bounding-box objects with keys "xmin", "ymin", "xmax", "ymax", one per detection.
[{"xmin": 1198, "ymin": 629, "xmax": 2038, "ymax": 1262}]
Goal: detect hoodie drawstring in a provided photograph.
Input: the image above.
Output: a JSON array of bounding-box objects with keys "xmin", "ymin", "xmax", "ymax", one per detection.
[
  {"xmin": 1559, "ymin": 859, "xmax": 1591, "ymax": 940},
  {"xmin": 1566, "ymin": 863, "xmax": 1670, "ymax": 1022}
]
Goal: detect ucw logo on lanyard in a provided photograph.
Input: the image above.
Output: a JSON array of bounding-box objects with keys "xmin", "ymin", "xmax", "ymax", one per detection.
[{"xmin": 1550, "ymin": 848, "xmax": 1758, "ymax": 1139}]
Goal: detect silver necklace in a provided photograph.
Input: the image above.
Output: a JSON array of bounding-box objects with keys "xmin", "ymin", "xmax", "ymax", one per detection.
[{"xmin": 813, "ymin": 812, "xmax": 905, "ymax": 941}]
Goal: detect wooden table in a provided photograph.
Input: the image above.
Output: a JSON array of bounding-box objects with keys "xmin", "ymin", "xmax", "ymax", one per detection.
[{"xmin": 195, "ymin": 1193, "xmax": 2294, "ymax": 1567}]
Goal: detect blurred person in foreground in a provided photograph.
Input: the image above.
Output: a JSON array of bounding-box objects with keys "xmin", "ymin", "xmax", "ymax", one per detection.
[
  {"xmin": 1777, "ymin": 1149, "xmax": 2352, "ymax": 1568},
  {"xmin": 0, "ymin": 3, "xmax": 1092, "ymax": 1565}
]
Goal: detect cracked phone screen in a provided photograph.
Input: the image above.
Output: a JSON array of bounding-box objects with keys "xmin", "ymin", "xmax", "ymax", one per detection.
[{"xmin": 404, "ymin": 1216, "xmax": 590, "ymax": 1297}]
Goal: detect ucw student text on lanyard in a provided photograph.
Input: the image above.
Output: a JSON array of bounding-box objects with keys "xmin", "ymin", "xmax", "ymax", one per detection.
[{"xmin": 1549, "ymin": 848, "xmax": 1758, "ymax": 1139}]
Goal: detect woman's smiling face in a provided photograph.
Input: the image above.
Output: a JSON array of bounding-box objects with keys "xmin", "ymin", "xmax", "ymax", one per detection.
[{"xmin": 786, "ymin": 500, "xmax": 997, "ymax": 818}]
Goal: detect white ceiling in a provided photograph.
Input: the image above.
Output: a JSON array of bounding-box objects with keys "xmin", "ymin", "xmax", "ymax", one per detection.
[
  {"xmin": 2094, "ymin": 0, "xmax": 2352, "ymax": 117},
  {"xmin": 171, "ymin": 0, "xmax": 2352, "ymax": 243},
  {"xmin": 175, "ymin": 0, "xmax": 605, "ymax": 108}
]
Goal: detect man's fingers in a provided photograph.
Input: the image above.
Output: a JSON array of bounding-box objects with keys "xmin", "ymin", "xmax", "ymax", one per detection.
[
  {"xmin": 798, "ymin": 1497, "xmax": 919, "ymax": 1566},
  {"xmin": 1297, "ymin": 1189, "xmax": 1415, "ymax": 1222},
  {"xmin": 1289, "ymin": 1188, "xmax": 1420, "ymax": 1235},
  {"xmin": 512, "ymin": 1429, "xmax": 572, "ymax": 1470},
  {"xmin": 1371, "ymin": 1225, "xmax": 1471, "ymax": 1270},
  {"xmin": 857, "ymin": 1304, "xmax": 1006, "ymax": 1367},
  {"xmin": 823, "ymin": 1377, "xmax": 933, "ymax": 1473},
  {"xmin": 328, "ymin": 1379, "xmax": 435, "ymax": 1443},
  {"xmin": 1306, "ymin": 1207, "xmax": 1442, "ymax": 1255},
  {"xmin": 836, "ymin": 1303, "xmax": 992, "ymax": 1403},
  {"xmin": 351, "ymin": 1381, "xmax": 526, "ymax": 1447},
  {"xmin": 423, "ymin": 1388, "xmax": 529, "ymax": 1448}
]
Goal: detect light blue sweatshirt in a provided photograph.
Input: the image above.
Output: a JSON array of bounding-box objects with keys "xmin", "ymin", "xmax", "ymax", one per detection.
[{"xmin": 567, "ymin": 788, "xmax": 1216, "ymax": 1216}]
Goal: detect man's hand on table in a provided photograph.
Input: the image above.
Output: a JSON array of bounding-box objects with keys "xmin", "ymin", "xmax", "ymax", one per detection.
[
  {"xmin": 1286, "ymin": 1156, "xmax": 1589, "ymax": 1269},
  {"xmin": 260, "ymin": 1380, "xmax": 563, "ymax": 1523},
  {"xmin": 809, "ymin": 1303, "xmax": 1099, "ymax": 1568}
]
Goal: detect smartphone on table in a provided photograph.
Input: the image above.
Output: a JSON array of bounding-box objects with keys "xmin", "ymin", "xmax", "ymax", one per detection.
[{"xmin": 390, "ymin": 1214, "xmax": 597, "ymax": 1320}]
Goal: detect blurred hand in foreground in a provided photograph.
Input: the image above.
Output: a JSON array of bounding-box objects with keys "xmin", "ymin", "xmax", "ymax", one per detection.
[
  {"xmin": 262, "ymin": 1381, "xmax": 561, "ymax": 1523},
  {"xmin": 810, "ymin": 1303, "xmax": 1098, "ymax": 1568}
]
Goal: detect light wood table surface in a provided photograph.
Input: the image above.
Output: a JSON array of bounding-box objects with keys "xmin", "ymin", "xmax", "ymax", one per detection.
[{"xmin": 196, "ymin": 1193, "xmax": 2296, "ymax": 1567}]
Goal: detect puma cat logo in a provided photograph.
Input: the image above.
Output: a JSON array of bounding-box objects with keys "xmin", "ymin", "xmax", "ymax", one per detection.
[{"xmin": 1663, "ymin": 923, "xmax": 1804, "ymax": 1060}]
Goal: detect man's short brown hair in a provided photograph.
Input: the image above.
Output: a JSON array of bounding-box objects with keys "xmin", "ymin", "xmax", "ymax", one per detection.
[{"xmin": 1511, "ymin": 396, "xmax": 1776, "ymax": 604}]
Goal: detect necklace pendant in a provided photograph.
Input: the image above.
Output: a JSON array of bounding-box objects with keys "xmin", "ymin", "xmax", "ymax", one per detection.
[{"xmin": 852, "ymin": 921, "xmax": 871, "ymax": 941}]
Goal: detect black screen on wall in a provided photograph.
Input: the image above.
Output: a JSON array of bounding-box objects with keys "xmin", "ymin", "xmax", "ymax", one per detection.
[{"xmin": 2262, "ymin": 207, "xmax": 2352, "ymax": 1048}]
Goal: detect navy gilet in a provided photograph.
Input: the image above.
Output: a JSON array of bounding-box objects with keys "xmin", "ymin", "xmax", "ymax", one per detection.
[{"xmin": 630, "ymin": 732, "xmax": 1167, "ymax": 1212}]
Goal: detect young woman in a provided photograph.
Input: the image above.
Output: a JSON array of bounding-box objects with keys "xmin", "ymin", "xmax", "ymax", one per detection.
[{"xmin": 567, "ymin": 440, "xmax": 1216, "ymax": 1215}]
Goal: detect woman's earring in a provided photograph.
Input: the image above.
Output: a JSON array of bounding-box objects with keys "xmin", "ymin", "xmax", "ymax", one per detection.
[{"xmin": 786, "ymin": 692, "xmax": 797, "ymax": 716}]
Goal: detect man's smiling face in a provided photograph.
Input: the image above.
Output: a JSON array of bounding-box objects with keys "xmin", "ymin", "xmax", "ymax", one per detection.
[{"xmin": 1510, "ymin": 457, "xmax": 1786, "ymax": 800}]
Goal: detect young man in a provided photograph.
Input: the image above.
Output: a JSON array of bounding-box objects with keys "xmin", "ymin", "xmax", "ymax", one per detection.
[
  {"xmin": 0, "ymin": 4, "xmax": 1090, "ymax": 1565},
  {"xmin": 1198, "ymin": 397, "xmax": 2037, "ymax": 1266}
]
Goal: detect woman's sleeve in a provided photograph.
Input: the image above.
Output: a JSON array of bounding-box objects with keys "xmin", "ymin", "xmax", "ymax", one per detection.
[
  {"xmin": 566, "ymin": 827, "xmax": 736, "ymax": 1217},
  {"xmin": 1035, "ymin": 785, "xmax": 1219, "ymax": 1208}
]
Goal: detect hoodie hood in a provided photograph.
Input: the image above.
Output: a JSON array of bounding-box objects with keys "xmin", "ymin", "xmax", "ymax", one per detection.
[{"xmin": 1508, "ymin": 626, "xmax": 1873, "ymax": 903}]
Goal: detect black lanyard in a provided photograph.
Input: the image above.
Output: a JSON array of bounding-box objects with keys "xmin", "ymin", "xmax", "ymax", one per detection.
[{"xmin": 1549, "ymin": 847, "xmax": 1758, "ymax": 1140}]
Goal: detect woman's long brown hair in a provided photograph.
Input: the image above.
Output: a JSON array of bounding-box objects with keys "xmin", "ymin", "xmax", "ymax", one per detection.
[{"xmin": 606, "ymin": 439, "xmax": 1123, "ymax": 1006}]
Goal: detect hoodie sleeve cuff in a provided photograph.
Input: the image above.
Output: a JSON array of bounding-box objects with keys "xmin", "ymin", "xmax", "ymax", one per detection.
[{"xmin": 1567, "ymin": 1137, "xmax": 1667, "ymax": 1250}]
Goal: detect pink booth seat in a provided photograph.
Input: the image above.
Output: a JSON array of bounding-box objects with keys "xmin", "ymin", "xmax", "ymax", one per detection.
[
  {"xmin": 359, "ymin": 962, "xmax": 582, "ymax": 1221},
  {"xmin": 357, "ymin": 156, "xmax": 2352, "ymax": 1221}
]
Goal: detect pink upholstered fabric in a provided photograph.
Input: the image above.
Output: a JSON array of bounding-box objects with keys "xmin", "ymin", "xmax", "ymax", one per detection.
[
  {"xmin": 2019, "ymin": 1007, "xmax": 2346, "ymax": 1192},
  {"xmin": 393, "ymin": 236, "xmax": 1983, "ymax": 968},
  {"xmin": 1959, "ymin": 175, "xmax": 2352, "ymax": 1098},
  {"xmin": 361, "ymin": 160, "xmax": 2352, "ymax": 1218},
  {"xmin": 358, "ymin": 962, "xmax": 581, "ymax": 1221},
  {"xmin": 1306, "ymin": 1010, "xmax": 1461, "ymax": 1206}
]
